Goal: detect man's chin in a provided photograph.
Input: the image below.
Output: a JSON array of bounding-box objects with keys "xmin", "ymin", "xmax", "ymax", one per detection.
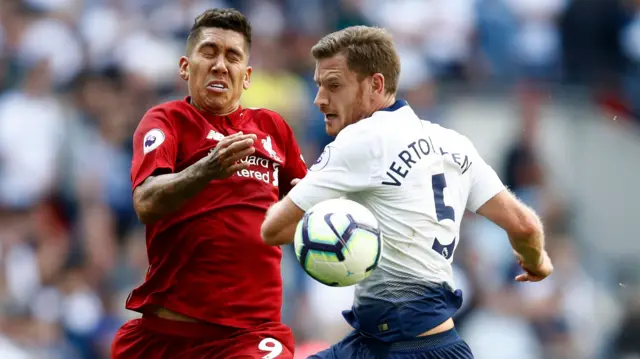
[{"xmin": 325, "ymin": 125, "xmax": 340, "ymax": 137}]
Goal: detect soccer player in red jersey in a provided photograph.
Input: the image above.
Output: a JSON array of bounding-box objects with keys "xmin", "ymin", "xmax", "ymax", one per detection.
[{"xmin": 110, "ymin": 8, "xmax": 307, "ymax": 359}]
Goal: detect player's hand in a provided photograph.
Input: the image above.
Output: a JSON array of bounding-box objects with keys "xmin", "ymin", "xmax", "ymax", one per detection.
[
  {"xmin": 290, "ymin": 178, "xmax": 301, "ymax": 186},
  {"xmin": 514, "ymin": 250, "xmax": 553, "ymax": 282},
  {"xmin": 205, "ymin": 132, "xmax": 257, "ymax": 179}
]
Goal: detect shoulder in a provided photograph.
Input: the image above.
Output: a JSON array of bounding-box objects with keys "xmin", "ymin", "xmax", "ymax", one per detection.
[
  {"xmin": 423, "ymin": 121, "xmax": 476, "ymax": 151},
  {"xmin": 145, "ymin": 99, "xmax": 192, "ymax": 118},
  {"xmin": 137, "ymin": 99, "xmax": 196, "ymax": 129},
  {"xmin": 438, "ymin": 125, "xmax": 469, "ymax": 143},
  {"xmin": 326, "ymin": 119, "xmax": 382, "ymax": 164},
  {"xmin": 242, "ymin": 107, "xmax": 294, "ymax": 137},
  {"xmin": 446, "ymin": 129, "xmax": 477, "ymax": 154},
  {"xmin": 338, "ymin": 116, "xmax": 382, "ymax": 142},
  {"xmin": 243, "ymin": 107, "xmax": 287, "ymax": 125}
]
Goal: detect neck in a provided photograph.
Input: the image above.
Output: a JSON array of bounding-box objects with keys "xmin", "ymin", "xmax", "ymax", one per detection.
[
  {"xmin": 380, "ymin": 96, "xmax": 396, "ymax": 110},
  {"xmin": 366, "ymin": 95, "xmax": 396, "ymax": 118}
]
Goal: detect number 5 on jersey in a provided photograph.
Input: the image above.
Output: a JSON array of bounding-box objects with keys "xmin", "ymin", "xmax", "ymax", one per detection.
[
  {"xmin": 259, "ymin": 338, "xmax": 283, "ymax": 359},
  {"xmin": 431, "ymin": 173, "xmax": 456, "ymax": 260}
]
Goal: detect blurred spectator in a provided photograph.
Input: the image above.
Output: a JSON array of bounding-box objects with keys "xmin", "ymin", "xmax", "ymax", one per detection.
[
  {"xmin": 613, "ymin": 285, "xmax": 640, "ymax": 358},
  {"xmin": 621, "ymin": 0, "xmax": 640, "ymax": 120},
  {"xmin": 0, "ymin": 59, "xmax": 65, "ymax": 209}
]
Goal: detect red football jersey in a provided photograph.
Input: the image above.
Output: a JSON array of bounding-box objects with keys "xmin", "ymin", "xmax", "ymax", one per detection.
[{"xmin": 127, "ymin": 96, "xmax": 308, "ymax": 328}]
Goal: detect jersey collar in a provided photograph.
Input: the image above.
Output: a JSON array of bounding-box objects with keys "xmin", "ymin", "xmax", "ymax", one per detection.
[
  {"xmin": 378, "ymin": 99, "xmax": 408, "ymax": 112},
  {"xmin": 185, "ymin": 96, "xmax": 243, "ymax": 123}
]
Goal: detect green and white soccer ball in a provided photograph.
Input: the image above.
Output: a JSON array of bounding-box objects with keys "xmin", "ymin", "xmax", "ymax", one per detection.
[{"xmin": 293, "ymin": 198, "xmax": 383, "ymax": 287}]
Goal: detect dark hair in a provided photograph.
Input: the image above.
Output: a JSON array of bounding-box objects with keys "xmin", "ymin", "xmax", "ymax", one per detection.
[
  {"xmin": 186, "ymin": 8, "xmax": 252, "ymax": 54},
  {"xmin": 311, "ymin": 26, "xmax": 400, "ymax": 95}
]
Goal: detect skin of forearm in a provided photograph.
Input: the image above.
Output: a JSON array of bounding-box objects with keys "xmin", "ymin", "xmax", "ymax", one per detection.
[
  {"xmin": 133, "ymin": 159, "xmax": 213, "ymax": 224},
  {"xmin": 509, "ymin": 210, "xmax": 545, "ymax": 266}
]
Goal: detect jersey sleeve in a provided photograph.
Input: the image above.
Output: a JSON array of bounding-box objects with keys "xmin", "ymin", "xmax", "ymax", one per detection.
[
  {"xmin": 130, "ymin": 107, "xmax": 178, "ymax": 191},
  {"xmin": 277, "ymin": 123, "xmax": 308, "ymax": 197},
  {"xmin": 288, "ymin": 127, "xmax": 378, "ymax": 211},
  {"xmin": 464, "ymin": 138, "xmax": 505, "ymax": 212}
]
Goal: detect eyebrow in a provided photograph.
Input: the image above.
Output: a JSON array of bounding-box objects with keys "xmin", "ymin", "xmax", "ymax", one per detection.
[
  {"xmin": 199, "ymin": 41, "xmax": 244, "ymax": 57},
  {"xmin": 315, "ymin": 75, "xmax": 341, "ymax": 86}
]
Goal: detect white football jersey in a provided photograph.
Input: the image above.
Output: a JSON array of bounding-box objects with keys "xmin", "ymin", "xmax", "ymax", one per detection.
[{"xmin": 289, "ymin": 100, "xmax": 504, "ymax": 307}]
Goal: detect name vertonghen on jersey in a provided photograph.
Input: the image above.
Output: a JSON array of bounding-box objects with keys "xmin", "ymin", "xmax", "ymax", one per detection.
[{"xmin": 382, "ymin": 137, "xmax": 473, "ymax": 187}]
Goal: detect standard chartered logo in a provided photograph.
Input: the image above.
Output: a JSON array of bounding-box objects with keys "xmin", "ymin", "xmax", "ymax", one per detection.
[{"xmin": 236, "ymin": 155, "xmax": 279, "ymax": 187}]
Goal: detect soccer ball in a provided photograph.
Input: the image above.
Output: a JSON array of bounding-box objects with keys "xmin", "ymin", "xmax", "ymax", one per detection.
[{"xmin": 293, "ymin": 198, "xmax": 383, "ymax": 287}]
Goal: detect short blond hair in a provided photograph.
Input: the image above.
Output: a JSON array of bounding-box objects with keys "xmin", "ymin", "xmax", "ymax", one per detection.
[{"xmin": 311, "ymin": 26, "xmax": 401, "ymax": 95}]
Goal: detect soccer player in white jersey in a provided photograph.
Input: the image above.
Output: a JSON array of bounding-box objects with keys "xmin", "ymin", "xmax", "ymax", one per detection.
[{"xmin": 261, "ymin": 26, "xmax": 553, "ymax": 359}]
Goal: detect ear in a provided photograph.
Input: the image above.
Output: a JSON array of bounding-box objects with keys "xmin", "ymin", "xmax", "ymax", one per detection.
[
  {"xmin": 179, "ymin": 56, "xmax": 189, "ymax": 81},
  {"xmin": 243, "ymin": 66, "xmax": 252, "ymax": 90},
  {"xmin": 371, "ymin": 73, "xmax": 385, "ymax": 95}
]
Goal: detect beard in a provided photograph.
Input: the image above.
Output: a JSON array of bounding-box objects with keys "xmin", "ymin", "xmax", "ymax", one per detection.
[{"xmin": 348, "ymin": 87, "xmax": 368, "ymax": 126}]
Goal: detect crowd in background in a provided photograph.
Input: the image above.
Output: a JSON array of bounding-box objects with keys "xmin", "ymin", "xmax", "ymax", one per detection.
[{"xmin": 0, "ymin": 0, "xmax": 639, "ymax": 358}]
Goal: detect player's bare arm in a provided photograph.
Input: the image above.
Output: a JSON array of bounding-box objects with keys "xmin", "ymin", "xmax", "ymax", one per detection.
[
  {"xmin": 476, "ymin": 189, "xmax": 553, "ymax": 282},
  {"xmin": 261, "ymin": 196, "xmax": 305, "ymax": 246},
  {"xmin": 133, "ymin": 132, "xmax": 257, "ymax": 224}
]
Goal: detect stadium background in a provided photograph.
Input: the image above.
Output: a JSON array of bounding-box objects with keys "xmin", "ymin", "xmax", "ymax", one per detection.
[{"xmin": 0, "ymin": 0, "xmax": 639, "ymax": 358}]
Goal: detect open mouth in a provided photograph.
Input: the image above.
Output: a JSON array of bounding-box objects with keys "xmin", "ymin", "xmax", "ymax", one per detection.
[
  {"xmin": 325, "ymin": 114, "xmax": 338, "ymax": 121},
  {"xmin": 207, "ymin": 81, "xmax": 228, "ymax": 92}
]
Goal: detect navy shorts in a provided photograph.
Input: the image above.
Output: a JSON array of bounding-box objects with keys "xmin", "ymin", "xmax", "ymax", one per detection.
[{"xmin": 308, "ymin": 328, "xmax": 473, "ymax": 359}]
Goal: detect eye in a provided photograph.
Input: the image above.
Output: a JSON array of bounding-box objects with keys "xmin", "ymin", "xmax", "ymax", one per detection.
[
  {"xmin": 329, "ymin": 83, "xmax": 340, "ymax": 90},
  {"xmin": 201, "ymin": 49, "xmax": 216, "ymax": 58}
]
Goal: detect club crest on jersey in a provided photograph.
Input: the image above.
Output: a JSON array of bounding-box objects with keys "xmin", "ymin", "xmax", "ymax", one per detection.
[
  {"xmin": 206, "ymin": 129, "xmax": 225, "ymax": 141},
  {"xmin": 310, "ymin": 146, "xmax": 330, "ymax": 171},
  {"xmin": 261, "ymin": 135, "xmax": 281, "ymax": 162},
  {"xmin": 143, "ymin": 129, "xmax": 165, "ymax": 154}
]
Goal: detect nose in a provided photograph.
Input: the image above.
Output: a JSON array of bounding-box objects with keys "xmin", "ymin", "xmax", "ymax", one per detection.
[
  {"xmin": 210, "ymin": 55, "xmax": 228, "ymax": 74},
  {"xmin": 314, "ymin": 88, "xmax": 328, "ymax": 108}
]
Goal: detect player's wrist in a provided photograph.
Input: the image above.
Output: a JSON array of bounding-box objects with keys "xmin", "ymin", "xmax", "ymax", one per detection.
[
  {"xmin": 517, "ymin": 246, "xmax": 543, "ymax": 268},
  {"xmin": 188, "ymin": 158, "xmax": 217, "ymax": 182}
]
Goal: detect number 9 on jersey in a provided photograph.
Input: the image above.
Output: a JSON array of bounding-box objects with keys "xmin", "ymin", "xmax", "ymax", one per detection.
[{"xmin": 259, "ymin": 338, "xmax": 283, "ymax": 359}]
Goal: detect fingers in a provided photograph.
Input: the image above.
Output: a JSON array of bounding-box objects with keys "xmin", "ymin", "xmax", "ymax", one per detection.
[
  {"xmin": 219, "ymin": 139, "xmax": 255, "ymax": 166},
  {"xmin": 224, "ymin": 146, "xmax": 256, "ymax": 166},
  {"xmin": 214, "ymin": 136, "xmax": 255, "ymax": 161},
  {"xmin": 226, "ymin": 162, "xmax": 251, "ymax": 174},
  {"xmin": 515, "ymin": 271, "xmax": 544, "ymax": 282},
  {"xmin": 206, "ymin": 132, "xmax": 263, "ymax": 178},
  {"xmin": 226, "ymin": 137, "xmax": 256, "ymax": 152},
  {"xmin": 216, "ymin": 132, "xmax": 257, "ymax": 148},
  {"xmin": 290, "ymin": 178, "xmax": 301, "ymax": 186},
  {"xmin": 207, "ymin": 132, "xmax": 258, "ymax": 177},
  {"xmin": 515, "ymin": 273, "xmax": 537, "ymax": 282}
]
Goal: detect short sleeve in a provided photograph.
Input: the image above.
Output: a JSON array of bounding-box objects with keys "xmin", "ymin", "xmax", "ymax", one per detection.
[
  {"xmin": 130, "ymin": 107, "xmax": 178, "ymax": 190},
  {"xmin": 465, "ymin": 139, "xmax": 505, "ymax": 212},
  {"xmin": 276, "ymin": 120, "xmax": 308, "ymax": 197},
  {"xmin": 288, "ymin": 128, "xmax": 377, "ymax": 211}
]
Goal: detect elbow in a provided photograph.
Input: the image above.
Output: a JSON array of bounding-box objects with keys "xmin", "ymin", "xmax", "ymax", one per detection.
[
  {"xmin": 261, "ymin": 220, "xmax": 278, "ymax": 246},
  {"xmin": 261, "ymin": 204, "xmax": 282, "ymax": 246},
  {"xmin": 133, "ymin": 196, "xmax": 158, "ymax": 225},
  {"xmin": 134, "ymin": 203, "xmax": 153, "ymax": 225},
  {"xmin": 136, "ymin": 213, "xmax": 152, "ymax": 225},
  {"xmin": 132, "ymin": 185, "xmax": 162, "ymax": 225}
]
